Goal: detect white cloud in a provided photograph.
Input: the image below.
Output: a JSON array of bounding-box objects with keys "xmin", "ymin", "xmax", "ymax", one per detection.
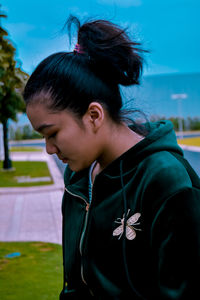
[{"xmin": 98, "ymin": 0, "xmax": 142, "ymax": 8}]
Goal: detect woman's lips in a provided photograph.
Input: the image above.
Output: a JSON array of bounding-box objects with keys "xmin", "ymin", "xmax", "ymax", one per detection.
[
  {"xmin": 61, "ymin": 158, "xmax": 68, "ymax": 164},
  {"xmin": 58, "ymin": 156, "xmax": 69, "ymax": 163}
]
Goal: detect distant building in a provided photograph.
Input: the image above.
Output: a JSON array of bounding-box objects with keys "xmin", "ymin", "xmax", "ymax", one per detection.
[{"xmin": 122, "ymin": 72, "xmax": 200, "ymax": 119}]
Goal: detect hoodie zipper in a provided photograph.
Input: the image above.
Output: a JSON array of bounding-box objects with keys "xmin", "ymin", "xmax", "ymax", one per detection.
[
  {"xmin": 79, "ymin": 208, "xmax": 90, "ymax": 285},
  {"xmin": 64, "ymin": 187, "xmax": 90, "ymax": 285}
]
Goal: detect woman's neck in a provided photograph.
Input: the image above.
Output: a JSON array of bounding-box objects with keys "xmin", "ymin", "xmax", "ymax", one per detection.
[{"xmin": 92, "ymin": 123, "xmax": 143, "ymax": 182}]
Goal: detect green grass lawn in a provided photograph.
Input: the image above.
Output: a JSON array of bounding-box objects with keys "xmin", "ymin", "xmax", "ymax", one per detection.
[
  {"xmin": 177, "ymin": 137, "xmax": 200, "ymax": 147},
  {"xmin": 10, "ymin": 147, "xmax": 43, "ymax": 152},
  {"xmin": 0, "ymin": 161, "xmax": 53, "ymax": 187},
  {"xmin": 0, "ymin": 241, "xmax": 63, "ymax": 300}
]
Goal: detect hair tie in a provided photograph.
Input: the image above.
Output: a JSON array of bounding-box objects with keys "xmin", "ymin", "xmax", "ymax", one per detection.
[{"xmin": 74, "ymin": 43, "xmax": 85, "ymax": 54}]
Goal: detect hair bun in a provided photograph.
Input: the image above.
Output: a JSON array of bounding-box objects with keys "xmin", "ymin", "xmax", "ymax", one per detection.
[{"xmin": 66, "ymin": 16, "xmax": 147, "ymax": 86}]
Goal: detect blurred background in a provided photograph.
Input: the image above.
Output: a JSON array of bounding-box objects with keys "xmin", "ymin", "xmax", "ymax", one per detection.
[{"xmin": 0, "ymin": 1, "xmax": 199, "ymax": 299}]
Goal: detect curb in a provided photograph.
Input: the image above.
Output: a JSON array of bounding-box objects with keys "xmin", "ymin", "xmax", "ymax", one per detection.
[{"xmin": 0, "ymin": 184, "xmax": 64, "ymax": 195}]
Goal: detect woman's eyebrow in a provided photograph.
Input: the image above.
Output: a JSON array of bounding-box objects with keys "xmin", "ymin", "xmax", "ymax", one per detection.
[{"xmin": 35, "ymin": 124, "xmax": 55, "ymax": 132}]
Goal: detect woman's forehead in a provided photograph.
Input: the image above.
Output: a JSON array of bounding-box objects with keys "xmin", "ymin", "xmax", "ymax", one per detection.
[
  {"xmin": 26, "ymin": 103, "xmax": 59, "ymax": 128},
  {"xmin": 26, "ymin": 102, "xmax": 80, "ymax": 130}
]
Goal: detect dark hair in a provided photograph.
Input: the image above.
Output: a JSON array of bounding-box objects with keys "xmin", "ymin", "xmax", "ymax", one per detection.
[{"xmin": 24, "ymin": 16, "xmax": 147, "ymax": 129}]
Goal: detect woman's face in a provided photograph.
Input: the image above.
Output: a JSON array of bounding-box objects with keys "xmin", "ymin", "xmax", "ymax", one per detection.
[{"xmin": 26, "ymin": 102, "xmax": 102, "ymax": 172}]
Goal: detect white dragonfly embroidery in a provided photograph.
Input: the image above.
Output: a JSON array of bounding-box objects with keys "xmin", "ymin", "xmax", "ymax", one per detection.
[{"xmin": 113, "ymin": 209, "xmax": 141, "ymax": 240}]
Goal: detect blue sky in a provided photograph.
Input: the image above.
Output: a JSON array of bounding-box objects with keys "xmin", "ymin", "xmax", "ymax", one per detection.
[{"xmin": 1, "ymin": 0, "xmax": 200, "ymax": 76}]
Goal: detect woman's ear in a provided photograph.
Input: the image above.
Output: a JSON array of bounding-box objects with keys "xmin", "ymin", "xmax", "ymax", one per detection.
[{"xmin": 85, "ymin": 102, "xmax": 105, "ymax": 132}]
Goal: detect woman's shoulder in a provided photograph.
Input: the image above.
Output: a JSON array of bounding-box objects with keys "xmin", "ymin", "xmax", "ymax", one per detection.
[
  {"xmin": 139, "ymin": 151, "xmax": 200, "ymax": 218},
  {"xmin": 141, "ymin": 150, "xmax": 194, "ymax": 189}
]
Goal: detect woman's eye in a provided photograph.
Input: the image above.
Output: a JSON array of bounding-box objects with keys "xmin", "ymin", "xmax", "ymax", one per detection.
[{"xmin": 48, "ymin": 132, "xmax": 57, "ymax": 139}]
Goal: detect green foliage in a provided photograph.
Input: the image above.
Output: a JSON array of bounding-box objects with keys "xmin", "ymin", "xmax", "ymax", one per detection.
[
  {"xmin": 0, "ymin": 11, "xmax": 28, "ymax": 123},
  {"xmin": 150, "ymin": 115, "xmax": 200, "ymax": 131},
  {"xmin": 0, "ymin": 241, "xmax": 62, "ymax": 300},
  {"xmin": 187, "ymin": 117, "xmax": 200, "ymax": 131},
  {"xmin": 9, "ymin": 125, "xmax": 43, "ymax": 140}
]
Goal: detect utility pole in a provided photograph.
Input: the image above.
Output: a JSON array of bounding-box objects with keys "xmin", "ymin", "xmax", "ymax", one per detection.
[{"xmin": 171, "ymin": 93, "xmax": 187, "ymax": 139}]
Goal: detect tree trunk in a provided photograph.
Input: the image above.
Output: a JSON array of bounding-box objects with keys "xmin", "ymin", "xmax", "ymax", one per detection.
[{"xmin": 2, "ymin": 119, "xmax": 12, "ymax": 169}]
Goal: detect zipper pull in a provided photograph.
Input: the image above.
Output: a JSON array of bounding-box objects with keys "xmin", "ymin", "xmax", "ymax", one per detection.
[{"xmin": 86, "ymin": 203, "xmax": 90, "ymax": 211}]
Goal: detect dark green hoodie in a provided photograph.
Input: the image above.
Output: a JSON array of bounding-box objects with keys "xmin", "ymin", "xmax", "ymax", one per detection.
[{"xmin": 60, "ymin": 120, "xmax": 200, "ymax": 299}]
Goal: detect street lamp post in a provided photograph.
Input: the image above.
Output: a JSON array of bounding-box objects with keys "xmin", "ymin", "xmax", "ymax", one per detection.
[{"xmin": 171, "ymin": 93, "xmax": 187, "ymax": 139}]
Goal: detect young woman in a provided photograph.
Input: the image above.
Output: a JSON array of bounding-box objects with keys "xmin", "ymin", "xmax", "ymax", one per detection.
[{"xmin": 24, "ymin": 16, "xmax": 200, "ymax": 299}]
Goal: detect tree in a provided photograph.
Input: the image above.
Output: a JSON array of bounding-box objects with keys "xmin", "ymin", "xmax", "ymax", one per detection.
[{"xmin": 0, "ymin": 9, "xmax": 29, "ymax": 169}]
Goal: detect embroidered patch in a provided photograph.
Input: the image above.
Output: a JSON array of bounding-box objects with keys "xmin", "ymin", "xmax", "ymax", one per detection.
[{"xmin": 113, "ymin": 209, "xmax": 141, "ymax": 240}]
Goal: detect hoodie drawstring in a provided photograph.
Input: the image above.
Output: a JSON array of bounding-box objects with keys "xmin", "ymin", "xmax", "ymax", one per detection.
[{"xmin": 120, "ymin": 160, "xmax": 145, "ymax": 300}]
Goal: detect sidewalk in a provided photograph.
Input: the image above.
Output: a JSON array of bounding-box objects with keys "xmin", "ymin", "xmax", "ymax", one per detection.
[{"xmin": 0, "ymin": 151, "xmax": 65, "ymax": 245}]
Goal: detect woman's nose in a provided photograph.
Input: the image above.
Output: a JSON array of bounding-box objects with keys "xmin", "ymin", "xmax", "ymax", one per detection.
[{"xmin": 45, "ymin": 140, "xmax": 58, "ymax": 155}]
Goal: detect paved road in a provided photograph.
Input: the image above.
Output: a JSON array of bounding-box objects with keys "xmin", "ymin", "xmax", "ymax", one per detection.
[
  {"xmin": 176, "ymin": 133, "xmax": 200, "ymax": 138},
  {"xmin": 183, "ymin": 149, "xmax": 200, "ymax": 177}
]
